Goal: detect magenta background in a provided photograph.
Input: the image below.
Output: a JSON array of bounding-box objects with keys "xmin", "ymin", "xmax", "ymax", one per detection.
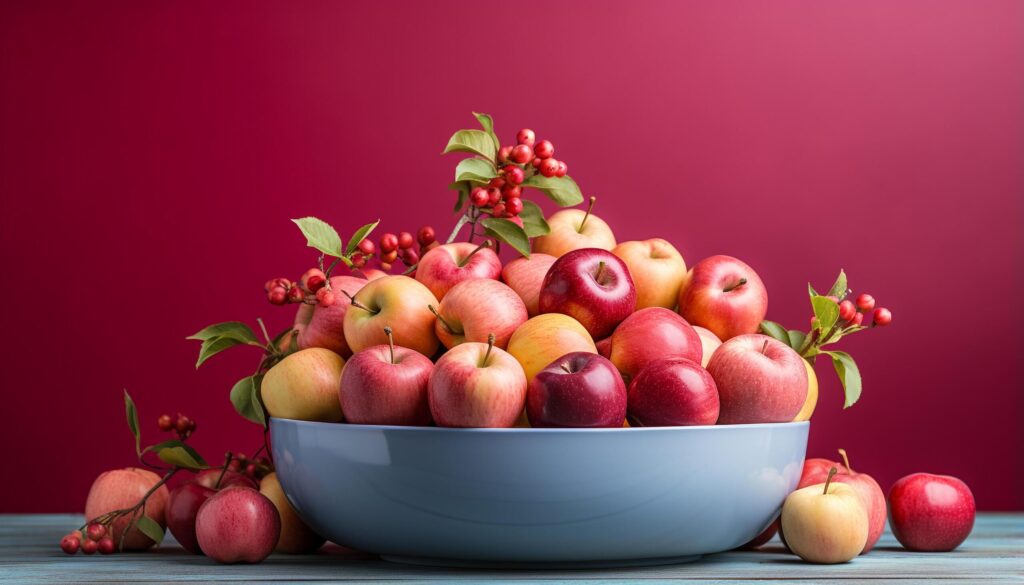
[{"xmin": 1, "ymin": 1, "xmax": 1021, "ymax": 512}]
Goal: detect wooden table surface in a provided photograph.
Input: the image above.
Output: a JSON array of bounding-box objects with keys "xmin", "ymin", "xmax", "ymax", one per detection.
[{"xmin": 1, "ymin": 513, "xmax": 1020, "ymax": 584}]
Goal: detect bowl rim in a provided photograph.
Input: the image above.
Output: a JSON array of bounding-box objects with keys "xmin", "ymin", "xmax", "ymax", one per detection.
[{"xmin": 269, "ymin": 417, "xmax": 809, "ymax": 434}]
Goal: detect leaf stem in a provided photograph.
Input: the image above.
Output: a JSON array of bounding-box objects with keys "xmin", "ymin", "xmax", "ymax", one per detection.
[{"xmin": 256, "ymin": 318, "xmax": 272, "ymax": 346}]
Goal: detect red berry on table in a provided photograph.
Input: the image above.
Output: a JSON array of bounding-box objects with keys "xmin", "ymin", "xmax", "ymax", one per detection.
[
  {"xmin": 97, "ymin": 537, "xmax": 115, "ymax": 555},
  {"xmin": 851, "ymin": 312, "xmax": 864, "ymax": 326},
  {"xmin": 531, "ymin": 157, "xmax": 543, "ymax": 168},
  {"xmin": 497, "ymin": 145, "xmax": 513, "ymax": 163},
  {"xmin": 872, "ymin": 307, "xmax": 892, "ymax": 326},
  {"xmin": 60, "ymin": 535, "xmax": 80, "ymax": 555},
  {"xmin": 157, "ymin": 414, "xmax": 173, "ymax": 431},
  {"xmin": 401, "ymin": 248, "xmax": 419, "ymax": 266},
  {"xmin": 510, "ymin": 144, "xmax": 533, "ymax": 164},
  {"xmin": 175, "ymin": 416, "xmax": 192, "ymax": 434},
  {"xmin": 503, "ymin": 165, "xmax": 525, "ymax": 185},
  {"xmin": 556, "ymin": 161, "xmax": 568, "ymax": 177},
  {"xmin": 516, "ymin": 128, "xmax": 536, "ymax": 146},
  {"xmin": 357, "ymin": 238, "xmax": 375, "ymax": 256},
  {"xmin": 81, "ymin": 538, "xmax": 98, "ymax": 555},
  {"xmin": 417, "ymin": 226, "xmax": 436, "ymax": 246},
  {"xmin": 379, "ymin": 233, "xmax": 399, "ymax": 253},
  {"xmin": 486, "ymin": 187, "xmax": 502, "ymax": 206},
  {"xmin": 380, "ymin": 249, "xmax": 398, "ymax": 264},
  {"xmin": 838, "ymin": 300, "xmax": 856, "ymax": 321},
  {"xmin": 287, "ymin": 286, "xmax": 305, "ymax": 303},
  {"xmin": 86, "ymin": 522, "xmax": 106, "ymax": 541},
  {"xmin": 487, "ymin": 176, "xmax": 506, "ymax": 189},
  {"xmin": 502, "ymin": 184, "xmax": 522, "ymax": 199},
  {"xmin": 470, "ymin": 187, "xmax": 489, "ymax": 207},
  {"xmin": 492, "ymin": 202, "xmax": 506, "ymax": 216},
  {"xmin": 505, "ymin": 197, "xmax": 524, "ymax": 216},
  {"xmin": 856, "ymin": 293, "xmax": 875, "ymax": 312},
  {"xmin": 397, "ymin": 232, "xmax": 415, "ymax": 250},
  {"xmin": 534, "ymin": 139, "xmax": 554, "ymax": 159},
  {"xmin": 539, "ymin": 158, "xmax": 559, "ymax": 178}
]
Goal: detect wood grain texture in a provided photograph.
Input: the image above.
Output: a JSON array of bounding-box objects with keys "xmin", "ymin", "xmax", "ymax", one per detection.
[{"xmin": 1, "ymin": 514, "xmax": 1020, "ymax": 584}]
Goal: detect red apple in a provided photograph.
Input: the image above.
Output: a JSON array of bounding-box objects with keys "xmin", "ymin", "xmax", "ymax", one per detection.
[
  {"xmin": 339, "ymin": 328, "xmax": 434, "ymax": 426},
  {"xmin": 343, "ymin": 275, "xmax": 440, "ymax": 357},
  {"xmin": 194, "ymin": 469, "xmax": 259, "ymax": 490},
  {"xmin": 706, "ymin": 334, "xmax": 807, "ymax": 424},
  {"xmin": 166, "ymin": 482, "xmax": 216, "ymax": 554},
  {"xmin": 430, "ymin": 279, "xmax": 527, "ymax": 350},
  {"xmin": 196, "ymin": 486, "xmax": 281, "ymax": 563},
  {"xmin": 414, "ymin": 242, "xmax": 502, "ymax": 300},
  {"xmin": 797, "ymin": 450, "xmax": 887, "ymax": 553},
  {"xmin": 608, "ymin": 307, "xmax": 702, "ymax": 384},
  {"xmin": 526, "ymin": 352, "xmax": 626, "ymax": 428},
  {"xmin": 677, "ymin": 255, "xmax": 768, "ymax": 341},
  {"xmin": 538, "ymin": 248, "xmax": 636, "ymax": 339},
  {"xmin": 84, "ymin": 468, "xmax": 170, "ymax": 551},
  {"xmin": 428, "ymin": 336, "xmax": 527, "ymax": 427},
  {"xmin": 296, "ymin": 276, "xmax": 367, "ymax": 357},
  {"xmin": 627, "ymin": 357, "xmax": 719, "ymax": 426},
  {"xmin": 889, "ymin": 473, "xmax": 975, "ymax": 552},
  {"xmin": 596, "ymin": 336, "xmax": 612, "ymax": 358},
  {"xmin": 611, "ymin": 238, "xmax": 687, "ymax": 309},
  {"xmin": 500, "ymin": 253, "xmax": 557, "ymax": 316},
  {"xmin": 692, "ymin": 325, "xmax": 722, "ymax": 367}
]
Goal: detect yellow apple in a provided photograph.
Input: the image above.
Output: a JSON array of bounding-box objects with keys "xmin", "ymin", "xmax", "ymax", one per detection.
[
  {"xmin": 342, "ymin": 275, "xmax": 440, "ymax": 356},
  {"xmin": 506, "ymin": 313, "xmax": 597, "ymax": 381},
  {"xmin": 262, "ymin": 348, "xmax": 345, "ymax": 422},
  {"xmin": 260, "ymin": 472, "xmax": 326, "ymax": 553},
  {"xmin": 611, "ymin": 238, "xmax": 687, "ymax": 309},
  {"xmin": 793, "ymin": 360, "xmax": 819, "ymax": 421},
  {"xmin": 692, "ymin": 325, "xmax": 722, "ymax": 367},
  {"xmin": 782, "ymin": 468, "xmax": 869, "ymax": 564},
  {"xmin": 531, "ymin": 198, "xmax": 616, "ymax": 257}
]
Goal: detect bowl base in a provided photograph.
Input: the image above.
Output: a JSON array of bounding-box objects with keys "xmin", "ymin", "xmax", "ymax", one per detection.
[{"xmin": 381, "ymin": 553, "xmax": 702, "ymax": 569}]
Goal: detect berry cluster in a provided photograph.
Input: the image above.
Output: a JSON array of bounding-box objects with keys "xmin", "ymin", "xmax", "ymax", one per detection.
[
  {"xmin": 831, "ymin": 293, "xmax": 893, "ymax": 328},
  {"xmin": 376, "ymin": 226, "xmax": 437, "ymax": 272},
  {"xmin": 225, "ymin": 451, "xmax": 273, "ymax": 480},
  {"xmin": 472, "ymin": 128, "xmax": 567, "ymax": 219},
  {"xmin": 157, "ymin": 412, "xmax": 196, "ymax": 439},
  {"xmin": 60, "ymin": 523, "xmax": 115, "ymax": 555}
]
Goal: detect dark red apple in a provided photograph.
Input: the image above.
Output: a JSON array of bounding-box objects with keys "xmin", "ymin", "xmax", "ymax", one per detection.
[
  {"xmin": 889, "ymin": 473, "xmax": 975, "ymax": 552},
  {"xmin": 627, "ymin": 357, "xmax": 719, "ymax": 426},
  {"xmin": 538, "ymin": 248, "xmax": 636, "ymax": 339},
  {"xmin": 166, "ymin": 482, "xmax": 217, "ymax": 554},
  {"xmin": 526, "ymin": 352, "xmax": 627, "ymax": 428}
]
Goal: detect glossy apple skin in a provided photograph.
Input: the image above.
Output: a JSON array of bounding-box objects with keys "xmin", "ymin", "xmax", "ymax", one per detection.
[
  {"xmin": 889, "ymin": 473, "xmax": 975, "ymax": 552},
  {"xmin": 339, "ymin": 344, "xmax": 433, "ymax": 425},
  {"xmin": 501, "ymin": 253, "xmax": 557, "ymax": 316},
  {"xmin": 692, "ymin": 326, "xmax": 722, "ymax": 367},
  {"xmin": 532, "ymin": 208, "xmax": 617, "ymax": 258},
  {"xmin": 609, "ymin": 307, "xmax": 702, "ymax": 384},
  {"xmin": 196, "ymin": 486, "xmax": 281, "ymax": 564},
  {"xmin": 296, "ymin": 276, "xmax": 368, "ymax": 357},
  {"xmin": 415, "ymin": 242, "xmax": 502, "ymax": 300},
  {"xmin": 428, "ymin": 341, "xmax": 528, "ymax": 428},
  {"xmin": 677, "ymin": 255, "xmax": 768, "ymax": 341},
  {"xmin": 261, "ymin": 348, "xmax": 345, "ymax": 422},
  {"xmin": 539, "ymin": 248, "xmax": 637, "ymax": 339},
  {"xmin": 526, "ymin": 352, "xmax": 626, "ymax": 428},
  {"xmin": 627, "ymin": 357, "xmax": 719, "ymax": 426},
  {"xmin": 782, "ymin": 481, "xmax": 868, "ymax": 564},
  {"xmin": 507, "ymin": 313, "xmax": 597, "ymax": 382},
  {"xmin": 343, "ymin": 275, "xmax": 440, "ymax": 356},
  {"xmin": 799, "ymin": 456, "xmax": 886, "ymax": 553},
  {"xmin": 260, "ymin": 472, "xmax": 325, "ymax": 554},
  {"xmin": 85, "ymin": 468, "xmax": 169, "ymax": 551},
  {"xmin": 166, "ymin": 482, "xmax": 217, "ymax": 554},
  {"xmin": 706, "ymin": 334, "xmax": 807, "ymax": 424},
  {"xmin": 434, "ymin": 279, "xmax": 527, "ymax": 349},
  {"xmin": 612, "ymin": 238, "xmax": 687, "ymax": 309}
]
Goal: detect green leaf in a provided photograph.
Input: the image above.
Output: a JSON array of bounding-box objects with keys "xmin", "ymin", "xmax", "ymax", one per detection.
[
  {"xmin": 826, "ymin": 269, "xmax": 848, "ymax": 300},
  {"xmin": 230, "ymin": 375, "xmax": 266, "ymax": 425},
  {"xmin": 291, "ymin": 217, "xmax": 344, "ymax": 257},
  {"xmin": 133, "ymin": 515, "xmax": 164, "ymax": 545},
  {"xmin": 454, "ymin": 158, "xmax": 498, "ymax": 183},
  {"xmin": 518, "ymin": 200, "xmax": 551, "ymax": 237},
  {"xmin": 449, "ymin": 181, "xmax": 470, "ymax": 213},
  {"xmin": 811, "ymin": 295, "xmax": 839, "ymax": 332},
  {"xmin": 826, "ymin": 350, "xmax": 862, "ymax": 408},
  {"xmin": 153, "ymin": 441, "xmax": 208, "ymax": 470},
  {"xmin": 521, "ymin": 174, "xmax": 584, "ymax": 206},
  {"xmin": 195, "ymin": 336, "xmax": 245, "ymax": 369},
  {"xmin": 345, "ymin": 219, "xmax": 380, "ymax": 256},
  {"xmin": 481, "ymin": 217, "xmax": 531, "ymax": 257},
  {"xmin": 186, "ymin": 322, "xmax": 257, "ymax": 344},
  {"xmin": 758, "ymin": 320, "xmax": 789, "ymax": 344},
  {"xmin": 808, "ymin": 282, "xmax": 820, "ymax": 298},
  {"xmin": 124, "ymin": 390, "xmax": 140, "ymax": 457},
  {"xmin": 787, "ymin": 329, "xmax": 807, "ymax": 351},
  {"xmin": 443, "ymin": 129, "xmax": 496, "ymax": 161},
  {"xmin": 473, "ymin": 112, "xmax": 500, "ymax": 152}
]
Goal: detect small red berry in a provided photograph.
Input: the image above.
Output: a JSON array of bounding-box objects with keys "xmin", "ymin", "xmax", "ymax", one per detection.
[
  {"xmin": 470, "ymin": 187, "xmax": 489, "ymax": 207},
  {"xmin": 268, "ymin": 288, "xmax": 287, "ymax": 305},
  {"xmin": 492, "ymin": 202, "xmax": 506, "ymax": 216},
  {"xmin": 516, "ymin": 128, "xmax": 536, "ymax": 146},
  {"xmin": 555, "ymin": 161, "xmax": 568, "ymax": 177},
  {"xmin": 188, "ymin": 420, "xmax": 197, "ymax": 433},
  {"xmin": 175, "ymin": 416, "xmax": 191, "ymax": 434},
  {"xmin": 351, "ymin": 252, "xmax": 367, "ymax": 268},
  {"xmin": 86, "ymin": 523, "xmax": 106, "ymax": 542},
  {"xmin": 510, "ymin": 144, "xmax": 533, "ymax": 164},
  {"xmin": 379, "ymin": 261, "xmax": 392, "ymax": 272},
  {"xmin": 855, "ymin": 293, "xmax": 875, "ymax": 312},
  {"xmin": 300, "ymin": 268, "xmax": 326, "ymax": 291},
  {"xmin": 531, "ymin": 157, "xmax": 543, "ymax": 168},
  {"xmin": 245, "ymin": 463, "xmax": 258, "ymax": 477},
  {"xmin": 357, "ymin": 238, "xmax": 375, "ymax": 256},
  {"xmin": 497, "ymin": 145, "xmax": 513, "ymax": 163},
  {"xmin": 839, "ymin": 300, "xmax": 857, "ymax": 321},
  {"xmin": 401, "ymin": 248, "xmax": 419, "ymax": 266},
  {"xmin": 97, "ymin": 537, "xmax": 115, "ymax": 555},
  {"xmin": 287, "ymin": 286, "xmax": 305, "ymax": 303},
  {"xmin": 417, "ymin": 226, "xmax": 435, "ymax": 246},
  {"xmin": 486, "ymin": 187, "xmax": 502, "ymax": 206},
  {"xmin": 81, "ymin": 538, "xmax": 98, "ymax": 555},
  {"xmin": 851, "ymin": 312, "xmax": 864, "ymax": 326},
  {"xmin": 503, "ymin": 165, "xmax": 525, "ymax": 185},
  {"xmin": 60, "ymin": 535, "xmax": 80, "ymax": 555},
  {"xmin": 487, "ymin": 177, "xmax": 505, "ymax": 189},
  {"xmin": 379, "ymin": 233, "xmax": 399, "ymax": 253},
  {"xmin": 502, "ymin": 184, "xmax": 522, "ymax": 199},
  {"xmin": 157, "ymin": 414, "xmax": 173, "ymax": 431},
  {"xmin": 505, "ymin": 197, "xmax": 524, "ymax": 216},
  {"xmin": 872, "ymin": 307, "xmax": 892, "ymax": 327},
  {"xmin": 397, "ymin": 232, "xmax": 415, "ymax": 250},
  {"xmin": 316, "ymin": 287, "xmax": 336, "ymax": 307},
  {"xmin": 380, "ymin": 249, "xmax": 398, "ymax": 264},
  {"xmin": 534, "ymin": 140, "xmax": 554, "ymax": 159},
  {"xmin": 228, "ymin": 459, "xmax": 242, "ymax": 472},
  {"xmin": 539, "ymin": 158, "xmax": 559, "ymax": 178}
]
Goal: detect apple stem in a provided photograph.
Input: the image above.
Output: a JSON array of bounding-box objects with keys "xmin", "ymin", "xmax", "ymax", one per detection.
[
  {"xmin": 428, "ymin": 304, "xmax": 457, "ymax": 334},
  {"xmin": 214, "ymin": 452, "xmax": 233, "ymax": 489},
  {"xmin": 595, "ymin": 261, "xmax": 607, "ymax": 283},
  {"xmin": 383, "ymin": 326, "xmax": 397, "ymax": 364},
  {"xmin": 838, "ymin": 448, "xmax": 853, "ymax": 472},
  {"xmin": 578, "ymin": 196, "xmax": 597, "ymax": 233},
  {"xmin": 341, "ymin": 289, "xmax": 372, "ymax": 312},
  {"xmin": 761, "ymin": 339, "xmax": 769, "ymax": 354},
  {"xmin": 823, "ymin": 466, "xmax": 838, "ymax": 495},
  {"xmin": 560, "ymin": 362, "xmax": 573, "ymax": 374},
  {"xmin": 481, "ymin": 333, "xmax": 496, "ymax": 367},
  {"xmin": 458, "ymin": 240, "xmax": 492, "ymax": 268},
  {"xmin": 723, "ymin": 278, "xmax": 747, "ymax": 293}
]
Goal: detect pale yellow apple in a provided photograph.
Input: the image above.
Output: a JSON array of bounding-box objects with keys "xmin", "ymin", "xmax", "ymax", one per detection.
[
  {"xmin": 612, "ymin": 239, "xmax": 687, "ymax": 309},
  {"xmin": 506, "ymin": 313, "xmax": 597, "ymax": 381},
  {"xmin": 532, "ymin": 207, "xmax": 616, "ymax": 257},
  {"xmin": 691, "ymin": 325, "xmax": 722, "ymax": 367},
  {"xmin": 262, "ymin": 348, "xmax": 345, "ymax": 422},
  {"xmin": 260, "ymin": 472, "xmax": 326, "ymax": 553},
  {"xmin": 782, "ymin": 472, "xmax": 868, "ymax": 564},
  {"xmin": 343, "ymin": 275, "xmax": 440, "ymax": 356},
  {"xmin": 793, "ymin": 360, "xmax": 819, "ymax": 421}
]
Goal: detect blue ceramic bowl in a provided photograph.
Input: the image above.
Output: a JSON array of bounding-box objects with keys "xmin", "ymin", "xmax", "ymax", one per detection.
[{"xmin": 270, "ymin": 418, "xmax": 808, "ymax": 567}]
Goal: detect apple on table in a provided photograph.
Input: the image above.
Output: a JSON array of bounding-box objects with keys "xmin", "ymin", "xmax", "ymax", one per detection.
[
  {"xmin": 196, "ymin": 486, "xmax": 281, "ymax": 564},
  {"xmin": 166, "ymin": 469, "xmax": 258, "ymax": 554},
  {"xmin": 794, "ymin": 450, "xmax": 887, "ymax": 553},
  {"xmin": 84, "ymin": 468, "xmax": 170, "ymax": 551},
  {"xmin": 782, "ymin": 467, "xmax": 868, "ymax": 564},
  {"xmin": 889, "ymin": 472, "xmax": 975, "ymax": 552}
]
